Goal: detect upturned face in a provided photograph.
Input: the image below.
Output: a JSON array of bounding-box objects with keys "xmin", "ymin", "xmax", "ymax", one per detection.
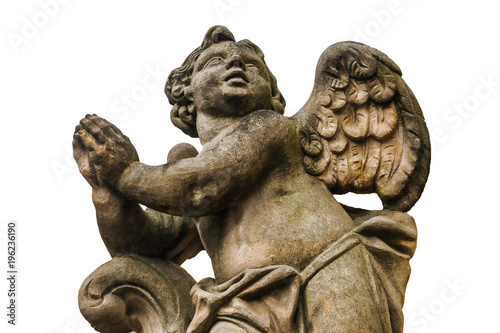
[{"xmin": 190, "ymin": 41, "xmax": 273, "ymax": 117}]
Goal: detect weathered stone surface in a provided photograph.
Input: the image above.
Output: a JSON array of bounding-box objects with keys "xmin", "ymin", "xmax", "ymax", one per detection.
[
  {"xmin": 74, "ymin": 25, "xmax": 429, "ymax": 332},
  {"xmin": 79, "ymin": 255, "xmax": 196, "ymax": 333}
]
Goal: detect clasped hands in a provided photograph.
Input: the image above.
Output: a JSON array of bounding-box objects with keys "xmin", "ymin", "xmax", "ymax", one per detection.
[{"xmin": 73, "ymin": 114, "xmax": 139, "ymax": 190}]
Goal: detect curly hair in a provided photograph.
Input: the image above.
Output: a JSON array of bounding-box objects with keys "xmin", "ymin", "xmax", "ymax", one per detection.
[{"xmin": 165, "ymin": 26, "xmax": 286, "ymax": 137}]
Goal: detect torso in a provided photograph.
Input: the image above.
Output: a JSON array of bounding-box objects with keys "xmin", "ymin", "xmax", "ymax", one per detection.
[{"xmin": 195, "ymin": 115, "xmax": 356, "ymax": 283}]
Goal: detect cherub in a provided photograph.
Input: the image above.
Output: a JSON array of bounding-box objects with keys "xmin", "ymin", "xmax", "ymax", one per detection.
[{"xmin": 74, "ymin": 26, "xmax": 430, "ymax": 333}]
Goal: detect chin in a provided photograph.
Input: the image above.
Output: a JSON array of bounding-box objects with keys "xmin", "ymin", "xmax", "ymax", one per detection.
[{"xmin": 222, "ymin": 84, "xmax": 251, "ymax": 97}]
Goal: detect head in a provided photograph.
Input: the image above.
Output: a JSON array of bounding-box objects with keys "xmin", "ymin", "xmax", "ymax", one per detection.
[{"xmin": 165, "ymin": 26, "xmax": 285, "ymax": 137}]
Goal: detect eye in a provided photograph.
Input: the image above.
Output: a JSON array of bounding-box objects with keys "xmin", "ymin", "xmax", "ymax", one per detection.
[
  {"xmin": 203, "ymin": 57, "xmax": 224, "ymax": 69},
  {"xmin": 246, "ymin": 63, "xmax": 260, "ymax": 73}
]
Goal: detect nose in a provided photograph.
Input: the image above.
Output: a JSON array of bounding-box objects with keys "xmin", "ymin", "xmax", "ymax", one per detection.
[{"xmin": 225, "ymin": 54, "xmax": 246, "ymax": 70}]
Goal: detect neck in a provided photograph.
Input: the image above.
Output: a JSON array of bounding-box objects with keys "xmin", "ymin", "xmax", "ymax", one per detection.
[{"xmin": 196, "ymin": 111, "xmax": 242, "ymax": 145}]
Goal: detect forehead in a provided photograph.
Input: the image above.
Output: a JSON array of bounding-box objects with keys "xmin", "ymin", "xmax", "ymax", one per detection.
[{"xmin": 196, "ymin": 41, "xmax": 263, "ymax": 64}]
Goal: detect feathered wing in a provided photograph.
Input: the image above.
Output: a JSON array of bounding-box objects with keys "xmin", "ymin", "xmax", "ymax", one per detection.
[{"xmin": 293, "ymin": 41, "xmax": 430, "ymax": 212}]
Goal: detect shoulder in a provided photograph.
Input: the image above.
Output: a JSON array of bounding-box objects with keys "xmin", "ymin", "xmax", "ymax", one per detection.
[
  {"xmin": 236, "ymin": 110, "xmax": 294, "ymax": 138},
  {"xmin": 208, "ymin": 110, "xmax": 298, "ymax": 159}
]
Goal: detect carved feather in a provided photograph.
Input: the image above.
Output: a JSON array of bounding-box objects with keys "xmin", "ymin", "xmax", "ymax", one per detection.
[{"xmin": 294, "ymin": 41, "xmax": 430, "ymax": 212}]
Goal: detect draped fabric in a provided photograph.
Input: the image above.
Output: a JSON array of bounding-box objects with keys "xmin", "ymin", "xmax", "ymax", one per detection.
[
  {"xmin": 187, "ymin": 210, "xmax": 417, "ymax": 333},
  {"xmin": 187, "ymin": 265, "xmax": 303, "ymax": 333}
]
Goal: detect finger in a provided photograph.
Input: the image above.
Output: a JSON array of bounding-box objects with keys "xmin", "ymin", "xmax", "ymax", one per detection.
[
  {"xmin": 79, "ymin": 119, "xmax": 103, "ymax": 143},
  {"xmin": 74, "ymin": 130, "xmax": 103, "ymax": 166},
  {"xmin": 72, "ymin": 125, "xmax": 89, "ymax": 152},
  {"xmin": 73, "ymin": 132, "xmax": 90, "ymax": 162},
  {"xmin": 72, "ymin": 135, "xmax": 100, "ymax": 188},
  {"xmin": 80, "ymin": 115, "xmax": 108, "ymax": 144},
  {"xmin": 72, "ymin": 130, "xmax": 83, "ymax": 152},
  {"xmin": 75, "ymin": 129, "xmax": 100, "ymax": 153},
  {"xmin": 93, "ymin": 116, "xmax": 124, "ymax": 135},
  {"xmin": 91, "ymin": 116, "xmax": 128, "ymax": 144},
  {"xmin": 74, "ymin": 124, "xmax": 83, "ymax": 134},
  {"xmin": 80, "ymin": 115, "xmax": 127, "ymax": 144}
]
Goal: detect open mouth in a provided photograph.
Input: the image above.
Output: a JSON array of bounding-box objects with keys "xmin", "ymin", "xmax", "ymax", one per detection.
[{"xmin": 224, "ymin": 70, "xmax": 249, "ymax": 84}]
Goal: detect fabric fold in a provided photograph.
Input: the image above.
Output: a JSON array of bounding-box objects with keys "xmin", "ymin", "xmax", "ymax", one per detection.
[{"xmin": 187, "ymin": 209, "xmax": 417, "ymax": 332}]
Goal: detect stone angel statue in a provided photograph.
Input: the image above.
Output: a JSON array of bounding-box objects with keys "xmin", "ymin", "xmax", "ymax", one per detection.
[{"xmin": 74, "ymin": 26, "xmax": 430, "ymax": 333}]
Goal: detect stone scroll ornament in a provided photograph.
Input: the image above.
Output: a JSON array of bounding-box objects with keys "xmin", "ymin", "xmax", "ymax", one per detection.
[{"xmin": 74, "ymin": 26, "xmax": 430, "ymax": 333}]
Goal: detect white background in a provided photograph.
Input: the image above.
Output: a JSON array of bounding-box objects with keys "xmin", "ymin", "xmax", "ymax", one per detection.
[{"xmin": 1, "ymin": 1, "xmax": 499, "ymax": 332}]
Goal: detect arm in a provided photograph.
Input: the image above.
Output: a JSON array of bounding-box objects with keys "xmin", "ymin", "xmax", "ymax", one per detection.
[
  {"xmin": 76, "ymin": 111, "xmax": 294, "ymax": 217},
  {"xmin": 73, "ymin": 125, "xmax": 203, "ymax": 263},
  {"xmin": 92, "ymin": 188, "xmax": 202, "ymax": 264},
  {"xmin": 116, "ymin": 111, "xmax": 293, "ymax": 216}
]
